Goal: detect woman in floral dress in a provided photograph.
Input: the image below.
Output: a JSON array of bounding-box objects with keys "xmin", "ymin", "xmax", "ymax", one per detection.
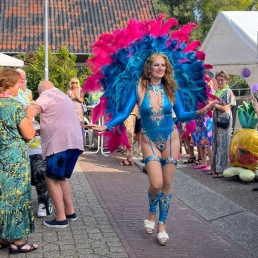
[{"xmin": 0, "ymin": 68, "xmax": 37, "ymax": 254}]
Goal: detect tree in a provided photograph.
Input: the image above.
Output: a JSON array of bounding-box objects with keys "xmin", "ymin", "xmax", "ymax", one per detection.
[
  {"xmin": 16, "ymin": 46, "xmax": 90, "ymax": 99},
  {"xmin": 200, "ymin": 0, "xmax": 256, "ymax": 38},
  {"xmin": 153, "ymin": 0, "xmax": 198, "ymax": 25},
  {"xmin": 153, "ymin": 0, "xmax": 258, "ymax": 41}
]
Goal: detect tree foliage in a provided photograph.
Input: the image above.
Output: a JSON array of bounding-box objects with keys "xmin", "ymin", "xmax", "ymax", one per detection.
[
  {"xmin": 200, "ymin": 0, "xmax": 257, "ymax": 37},
  {"xmin": 16, "ymin": 46, "xmax": 90, "ymax": 99},
  {"xmin": 153, "ymin": 0, "xmax": 258, "ymax": 96},
  {"xmin": 154, "ymin": 0, "xmax": 258, "ymax": 41}
]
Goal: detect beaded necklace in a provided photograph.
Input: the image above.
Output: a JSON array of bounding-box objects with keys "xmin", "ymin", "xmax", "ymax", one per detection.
[
  {"xmin": 147, "ymin": 84, "xmax": 164, "ymax": 125},
  {"xmin": 28, "ymin": 136, "xmax": 40, "ymax": 148},
  {"xmin": 0, "ymin": 91, "xmax": 12, "ymax": 98},
  {"xmin": 149, "ymin": 84, "xmax": 161, "ymax": 95},
  {"xmin": 215, "ymin": 85, "xmax": 229, "ymax": 99}
]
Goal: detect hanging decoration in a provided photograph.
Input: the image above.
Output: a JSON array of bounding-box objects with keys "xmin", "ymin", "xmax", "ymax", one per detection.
[
  {"xmin": 252, "ymin": 83, "xmax": 258, "ymax": 92},
  {"xmin": 242, "ymin": 67, "xmax": 251, "ymax": 78}
]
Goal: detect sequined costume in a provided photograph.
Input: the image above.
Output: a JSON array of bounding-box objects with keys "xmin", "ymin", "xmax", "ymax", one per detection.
[{"xmin": 106, "ymin": 84, "xmax": 197, "ymax": 165}]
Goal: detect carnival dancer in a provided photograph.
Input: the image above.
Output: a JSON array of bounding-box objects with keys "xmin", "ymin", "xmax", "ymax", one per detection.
[{"xmin": 83, "ymin": 15, "xmax": 218, "ymax": 246}]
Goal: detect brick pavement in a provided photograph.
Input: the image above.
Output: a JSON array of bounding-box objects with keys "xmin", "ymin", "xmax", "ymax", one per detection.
[
  {"xmin": 0, "ymin": 151, "xmax": 255, "ymax": 258},
  {"xmin": 78, "ymin": 152, "xmax": 251, "ymax": 258}
]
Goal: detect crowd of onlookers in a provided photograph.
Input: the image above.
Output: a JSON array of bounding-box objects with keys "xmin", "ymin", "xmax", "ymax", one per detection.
[
  {"xmin": 179, "ymin": 70, "xmax": 236, "ymax": 178},
  {"xmin": 0, "ymin": 68, "xmax": 83, "ymax": 254},
  {"xmin": 1, "ymin": 65, "xmax": 257, "ymax": 253}
]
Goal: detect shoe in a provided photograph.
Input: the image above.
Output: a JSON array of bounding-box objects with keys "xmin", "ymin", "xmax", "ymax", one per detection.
[
  {"xmin": 66, "ymin": 213, "xmax": 78, "ymax": 221},
  {"xmin": 194, "ymin": 159, "xmax": 202, "ymax": 165},
  {"xmin": 144, "ymin": 219, "xmax": 155, "ymax": 234},
  {"xmin": 89, "ymin": 146, "xmax": 97, "ymax": 151},
  {"xmin": 183, "ymin": 157, "xmax": 196, "ymax": 164},
  {"xmin": 43, "ymin": 218, "xmax": 68, "ymax": 228},
  {"xmin": 194, "ymin": 164, "xmax": 207, "ymax": 169},
  {"xmin": 202, "ymin": 166, "xmax": 211, "ymax": 172},
  {"xmin": 212, "ymin": 172, "xmax": 223, "ymax": 178},
  {"xmin": 121, "ymin": 159, "xmax": 134, "ymax": 166},
  {"xmin": 37, "ymin": 203, "xmax": 47, "ymax": 217},
  {"xmin": 9, "ymin": 242, "xmax": 38, "ymax": 254},
  {"xmin": 157, "ymin": 231, "xmax": 169, "ymax": 246}
]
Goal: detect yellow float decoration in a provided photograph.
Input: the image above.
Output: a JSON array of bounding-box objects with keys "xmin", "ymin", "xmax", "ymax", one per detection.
[{"xmin": 223, "ymin": 101, "xmax": 258, "ymax": 181}]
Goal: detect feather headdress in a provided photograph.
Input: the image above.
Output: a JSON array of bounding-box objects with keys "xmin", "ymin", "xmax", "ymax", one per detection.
[{"xmin": 83, "ymin": 14, "xmax": 215, "ymax": 152}]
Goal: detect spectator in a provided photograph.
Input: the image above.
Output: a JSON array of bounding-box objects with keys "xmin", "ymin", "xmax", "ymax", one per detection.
[
  {"xmin": 179, "ymin": 121, "xmax": 197, "ymax": 164},
  {"xmin": 211, "ymin": 71, "xmax": 236, "ymax": 178},
  {"xmin": 86, "ymin": 91, "xmax": 103, "ymax": 150},
  {"xmin": 67, "ymin": 78, "xmax": 84, "ymax": 125},
  {"xmin": 28, "ymin": 122, "xmax": 53, "ymax": 217},
  {"xmin": 33, "ymin": 80, "xmax": 84, "ymax": 228},
  {"xmin": 67, "ymin": 78, "xmax": 85, "ymax": 143},
  {"xmin": 0, "ymin": 68, "xmax": 38, "ymax": 254},
  {"xmin": 16, "ymin": 68, "xmax": 32, "ymax": 105},
  {"xmin": 192, "ymin": 114, "xmax": 213, "ymax": 172},
  {"xmin": 13, "ymin": 78, "xmax": 52, "ymax": 219},
  {"xmin": 121, "ymin": 105, "xmax": 138, "ymax": 166}
]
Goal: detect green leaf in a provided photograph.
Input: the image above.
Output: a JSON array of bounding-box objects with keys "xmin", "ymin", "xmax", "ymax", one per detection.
[
  {"xmin": 247, "ymin": 110, "xmax": 256, "ymax": 128},
  {"xmin": 238, "ymin": 108, "xmax": 247, "ymax": 128},
  {"xmin": 248, "ymin": 118, "xmax": 258, "ymax": 129},
  {"xmin": 242, "ymin": 101, "xmax": 248, "ymax": 113}
]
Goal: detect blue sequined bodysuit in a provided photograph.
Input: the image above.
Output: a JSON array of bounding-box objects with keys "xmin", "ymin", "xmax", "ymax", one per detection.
[
  {"xmin": 106, "ymin": 84, "xmax": 198, "ymax": 165},
  {"xmin": 140, "ymin": 84, "xmax": 174, "ymax": 151}
]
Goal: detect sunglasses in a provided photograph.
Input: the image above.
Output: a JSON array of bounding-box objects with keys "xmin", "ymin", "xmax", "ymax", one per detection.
[{"xmin": 72, "ymin": 81, "xmax": 78, "ymax": 84}]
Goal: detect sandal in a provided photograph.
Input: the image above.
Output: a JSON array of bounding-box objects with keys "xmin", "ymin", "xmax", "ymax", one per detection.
[
  {"xmin": 9, "ymin": 242, "xmax": 38, "ymax": 254},
  {"xmin": 194, "ymin": 164, "xmax": 207, "ymax": 169},
  {"xmin": 120, "ymin": 158, "xmax": 134, "ymax": 166},
  {"xmin": 195, "ymin": 159, "xmax": 202, "ymax": 165},
  {"xmin": 144, "ymin": 219, "xmax": 155, "ymax": 234},
  {"xmin": 202, "ymin": 166, "xmax": 211, "ymax": 172},
  {"xmin": 212, "ymin": 172, "xmax": 223, "ymax": 178},
  {"xmin": 127, "ymin": 160, "xmax": 134, "ymax": 166},
  {"xmin": 183, "ymin": 157, "xmax": 196, "ymax": 164},
  {"xmin": 157, "ymin": 231, "xmax": 169, "ymax": 246}
]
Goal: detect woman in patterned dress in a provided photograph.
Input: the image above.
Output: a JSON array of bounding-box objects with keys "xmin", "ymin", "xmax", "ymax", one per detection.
[
  {"xmin": 0, "ymin": 68, "xmax": 38, "ymax": 254},
  {"xmin": 211, "ymin": 71, "xmax": 236, "ymax": 178}
]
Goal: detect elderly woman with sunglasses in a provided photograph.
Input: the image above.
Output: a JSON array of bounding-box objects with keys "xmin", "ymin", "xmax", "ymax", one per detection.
[{"xmin": 67, "ymin": 78, "xmax": 85, "ymax": 129}]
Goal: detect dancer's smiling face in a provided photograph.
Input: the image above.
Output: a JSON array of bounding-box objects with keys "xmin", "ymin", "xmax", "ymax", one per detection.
[{"xmin": 149, "ymin": 55, "xmax": 166, "ymax": 83}]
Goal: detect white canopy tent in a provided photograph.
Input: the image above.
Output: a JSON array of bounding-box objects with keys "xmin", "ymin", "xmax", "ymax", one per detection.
[
  {"xmin": 0, "ymin": 53, "xmax": 24, "ymax": 67},
  {"xmin": 200, "ymin": 11, "xmax": 258, "ymax": 89}
]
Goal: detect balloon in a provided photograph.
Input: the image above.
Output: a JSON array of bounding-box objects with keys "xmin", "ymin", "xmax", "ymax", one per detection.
[
  {"xmin": 252, "ymin": 83, "xmax": 258, "ymax": 92},
  {"xmin": 242, "ymin": 68, "xmax": 251, "ymax": 77}
]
